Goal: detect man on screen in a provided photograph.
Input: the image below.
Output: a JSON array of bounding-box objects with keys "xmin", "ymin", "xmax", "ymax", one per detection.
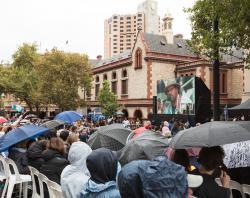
[{"xmin": 164, "ymin": 82, "xmax": 181, "ymax": 114}]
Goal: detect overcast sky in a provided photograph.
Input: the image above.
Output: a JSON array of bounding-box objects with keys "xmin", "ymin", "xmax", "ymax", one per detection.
[{"xmin": 0, "ymin": 0, "xmax": 195, "ymax": 63}]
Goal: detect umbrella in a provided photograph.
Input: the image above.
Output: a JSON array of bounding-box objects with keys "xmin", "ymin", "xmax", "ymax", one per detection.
[
  {"xmin": 0, "ymin": 125, "xmax": 49, "ymax": 152},
  {"xmin": 115, "ymin": 111, "xmax": 124, "ymax": 117},
  {"xmin": 169, "ymin": 121, "xmax": 250, "ymax": 149},
  {"xmin": 54, "ymin": 111, "xmax": 82, "ymax": 124},
  {"xmin": 223, "ymin": 140, "xmax": 250, "ymax": 168},
  {"xmin": 41, "ymin": 120, "xmax": 65, "ymax": 130},
  {"xmin": 117, "ymin": 131, "xmax": 169, "ymax": 166},
  {"xmin": 229, "ymin": 99, "xmax": 250, "ymax": 110},
  {"xmin": 0, "ymin": 117, "xmax": 7, "ymax": 124},
  {"xmin": 87, "ymin": 124, "xmax": 131, "ymax": 151}
]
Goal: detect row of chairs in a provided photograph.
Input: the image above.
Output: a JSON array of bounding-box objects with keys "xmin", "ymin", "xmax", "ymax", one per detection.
[
  {"xmin": 0, "ymin": 155, "xmax": 63, "ymax": 198},
  {"xmin": 215, "ymin": 178, "xmax": 250, "ymax": 198}
]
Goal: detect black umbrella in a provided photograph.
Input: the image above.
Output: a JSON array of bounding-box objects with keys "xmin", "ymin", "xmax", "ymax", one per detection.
[
  {"xmin": 41, "ymin": 120, "xmax": 65, "ymax": 130},
  {"xmin": 87, "ymin": 124, "xmax": 131, "ymax": 151},
  {"xmin": 117, "ymin": 131, "xmax": 169, "ymax": 166},
  {"xmin": 169, "ymin": 121, "xmax": 250, "ymax": 149}
]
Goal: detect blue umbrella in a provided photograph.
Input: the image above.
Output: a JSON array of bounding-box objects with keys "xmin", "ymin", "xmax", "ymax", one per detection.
[
  {"xmin": 54, "ymin": 111, "xmax": 82, "ymax": 124},
  {"xmin": 0, "ymin": 125, "xmax": 49, "ymax": 152}
]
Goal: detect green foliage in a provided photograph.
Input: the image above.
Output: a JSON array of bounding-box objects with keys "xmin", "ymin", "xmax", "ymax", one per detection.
[
  {"xmin": 37, "ymin": 48, "xmax": 92, "ymax": 110},
  {"xmin": 0, "ymin": 44, "xmax": 92, "ymax": 112},
  {"xmin": 12, "ymin": 43, "xmax": 39, "ymax": 69},
  {"xmin": 186, "ymin": 0, "xmax": 250, "ymax": 67},
  {"xmin": 97, "ymin": 80, "xmax": 120, "ymax": 117}
]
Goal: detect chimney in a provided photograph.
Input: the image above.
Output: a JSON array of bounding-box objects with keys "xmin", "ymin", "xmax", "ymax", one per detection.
[
  {"xmin": 174, "ymin": 34, "xmax": 183, "ymax": 39},
  {"xmin": 97, "ymin": 55, "xmax": 102, "ymax": 61}
]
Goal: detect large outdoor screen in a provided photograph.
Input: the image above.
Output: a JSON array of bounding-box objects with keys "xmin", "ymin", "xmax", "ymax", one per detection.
[{"xmin": 157, "ymin": 76, "xmax": 195, "ymax": 115}]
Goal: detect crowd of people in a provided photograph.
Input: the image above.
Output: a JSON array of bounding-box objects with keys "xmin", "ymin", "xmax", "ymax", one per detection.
[{"xmin": 0, "ymin": 112, "xmax": 249, "ymax": 198}]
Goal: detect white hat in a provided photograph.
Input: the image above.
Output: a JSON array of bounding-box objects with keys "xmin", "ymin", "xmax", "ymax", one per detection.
[{"xmin": 187, "ymin": 174, "xmax": 203, "ymax": 188}]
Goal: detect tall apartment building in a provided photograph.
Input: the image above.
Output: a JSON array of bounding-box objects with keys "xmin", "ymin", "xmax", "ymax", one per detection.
[
  {"xmin": 104, "ymin": 13, "xmax": 145, "ymax": 59},
  {"xmin": 104, "ymin": 0, "xmax": 160, "ymax": 58}
]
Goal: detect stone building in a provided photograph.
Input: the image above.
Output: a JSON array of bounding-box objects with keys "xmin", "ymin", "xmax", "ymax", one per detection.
[{"xmin": 90, "ymin": 17, "xmax": 244, "ymax": 121}]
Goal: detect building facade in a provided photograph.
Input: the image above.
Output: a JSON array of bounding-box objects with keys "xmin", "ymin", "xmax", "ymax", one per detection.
[
  {"xmin": 90, "ymin": 19, "xmax": 244, "ymax": 121},
  {"xmin": 104, "ymin": 0, "xmax": 161, "ymax": 58}
]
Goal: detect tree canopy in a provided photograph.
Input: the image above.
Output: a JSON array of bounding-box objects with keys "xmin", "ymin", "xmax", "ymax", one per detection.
[
  {"xmin": 97, "ymin": 80, "xmax": 120, "ymax": 117},
  {"xmin": 186, "ymin": 0, "xmax": 250, "ymax": 65},
  {"xmin": 0, "ymin": 43, "xmax": 92, "ymax": 113}
]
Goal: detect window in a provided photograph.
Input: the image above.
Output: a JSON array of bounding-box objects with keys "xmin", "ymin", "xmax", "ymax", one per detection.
[
  {"xmin": 135, "ymin": 48, "xmax": 142, "ymax": 69},
  {"xmin": 112, "ymin": 81, "xmax": 117, "ymax": 94},
  {"xmin": 113, "ymin": 35, "xmax": 117, "ymax": 37},
  {"xmin": 138, "ymin": 13, "xmax": 142, "ymax": 17},
  {"xmin": 122, "ymin": 70, "xmax": 127, "ymax": 78},
  {"xmin": 127, "ymin": 17, "xmax": 131, "ymax": 20},
  {"xmin": 103, "ymin": 74, "xmax": 108, "ymax": 81},
  {"xmin": 113, "ymin": 25, "xmax": 117, "ymax": 27},
  {"xmin": 113, "ymin": 16, "xmax": 117, "ymax": 19},
  {"xmin": 121, "ymin": 70, "xmax": 128, "ymax": 95},
  {"xmin": 113, "ymin": 29, "xmax": 117, "ymax": 31},
  {"xmin": 121, "ymin": 80, "xmax": 128, "ymax": 95},
  {"xmin": 95, "ymin": 84, "xmax": 100, "ymax": 99},
  {"xmin": 138, "ymin": 18, "xmax": 142, "ymax": 21},
  {"xmin": 221, "ymin": 72, "xmax": 227, "ymax": 93},
  {"xmin": 112, "ymin": 72, "xmax": 117, "ymax": 79},
  {"xmin": 95, "ymin": 75, "xmax": 99, "ymax": 83},
  {"xmin": 120, "ymin": 17, "xmax": 123, "ymax": 20}
]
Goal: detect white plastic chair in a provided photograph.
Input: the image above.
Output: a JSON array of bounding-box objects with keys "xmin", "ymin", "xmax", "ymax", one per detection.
[
  {"xmin": 47, "ymin": 179, "xmax": 64, "ymax": 198},
  {"xmin": 38, "ymin": 172, "xmax": 50, "ymax": 198},
  {"xmin": 5, "ymin": 158, "xmax": 31, "ymax": 198},
  {"xmin": 28, "ymin": 166, "xmax": 42, "ymax": 198},
  {"xmin": 229, "ymin": 180, "xmax": 246, "ymax": 198},
  {"xmin": 0, "ymin": 155, "xmax": 8, "ymax": 198},
  {"xmin": 242, "ymin": 184, "xmax": 250, "ymax": 196},
  {"xmin": 215, "ymin": 178, "xmax": 246, "ymax": 198}
]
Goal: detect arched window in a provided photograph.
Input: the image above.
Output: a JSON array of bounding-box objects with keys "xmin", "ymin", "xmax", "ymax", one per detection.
[{"xmin": 135, "ymin": 48, "xmax": 142, "ymax": 69}]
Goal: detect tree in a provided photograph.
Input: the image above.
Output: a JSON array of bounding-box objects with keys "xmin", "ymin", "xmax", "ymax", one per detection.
[
  {"xmin": 186, "ymin": 0, "xmax": 250, "ymax": 65},
  {"xmin": 186, "ymin": 0, "xmax": 250, "ymax": 120},
  {"xmin": 97, "ymin": 80, "xmax": 120, "ymax": 117},
  {"xmin": 37, "ymin": 48, "xmax": 92, "ymax": 111},
  {"xmin": 0, "ymin": 43, "xmax": 42, "ymax": 113}
]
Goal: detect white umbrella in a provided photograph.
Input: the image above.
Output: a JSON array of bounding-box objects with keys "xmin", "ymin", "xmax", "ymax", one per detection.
[{"xmin": 223, "ymin": 140, "xmax": 250, "ymax": 168}]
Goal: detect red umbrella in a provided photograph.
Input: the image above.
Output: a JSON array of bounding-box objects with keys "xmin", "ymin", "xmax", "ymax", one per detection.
[{"xmin": 0, "ymin": 117, "xmax": 7, "ymax": 124}]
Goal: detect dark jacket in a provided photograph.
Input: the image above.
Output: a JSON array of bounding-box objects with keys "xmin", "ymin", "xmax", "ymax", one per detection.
[
  {"xmin": 193, "ymin": 174, "xmax": 231, "ymax": 198},
  {"xmin": 8, "ymin": 147, "xmax": 30, "ymax": 174},
  {"xmin": 40, "ymin": 149, "xmax": 68, "ymax": 184},
  {"xmin": 27, "ymin": 141, "xmax": 47, "ymax": 170}
]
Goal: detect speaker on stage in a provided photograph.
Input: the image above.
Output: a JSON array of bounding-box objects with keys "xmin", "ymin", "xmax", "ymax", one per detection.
[{"xmin": 153, "ymin": 96, "xmax": 157, "ymax": 114}]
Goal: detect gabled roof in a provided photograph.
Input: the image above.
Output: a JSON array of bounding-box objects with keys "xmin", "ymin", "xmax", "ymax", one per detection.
[
  {"xmin": 90, "ymin": 50, "xmax": 131, "ymax": 68},
  {"xmin": 143, "ymin": 33, "xmax": 198, "ymax": 58}
]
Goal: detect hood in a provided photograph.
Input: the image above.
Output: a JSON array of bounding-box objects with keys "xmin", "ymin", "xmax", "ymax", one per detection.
[
  {"xmin": 42, "ymin": 149, "xmax": 63, "ymax": 161},
  {"xmin": 27, "ymin": 140, "xmax": 47, "ymax": 159},
  {"xmin": 67, "ymin": 141, "xmax": 92, "ymax": 174},
  {"xmin": 87, "ymin": 148, "xmax": 118, "ymax": 184},
  {"xmin": 84, "ymin": 180, "xmax": 117, "ymax": 193}
]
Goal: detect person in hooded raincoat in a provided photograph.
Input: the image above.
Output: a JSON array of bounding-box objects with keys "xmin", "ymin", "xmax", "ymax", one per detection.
[
  {"xmin": 118, "ymin": 156, "xmax": 188, "ymax": 198},
  {"xmin": 81, "ymin": 148, "xmax": 120, "ymax": 198},
  {"xmin": 61, "ymin": 142, "xmax": 92, "ymax": 198}
]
